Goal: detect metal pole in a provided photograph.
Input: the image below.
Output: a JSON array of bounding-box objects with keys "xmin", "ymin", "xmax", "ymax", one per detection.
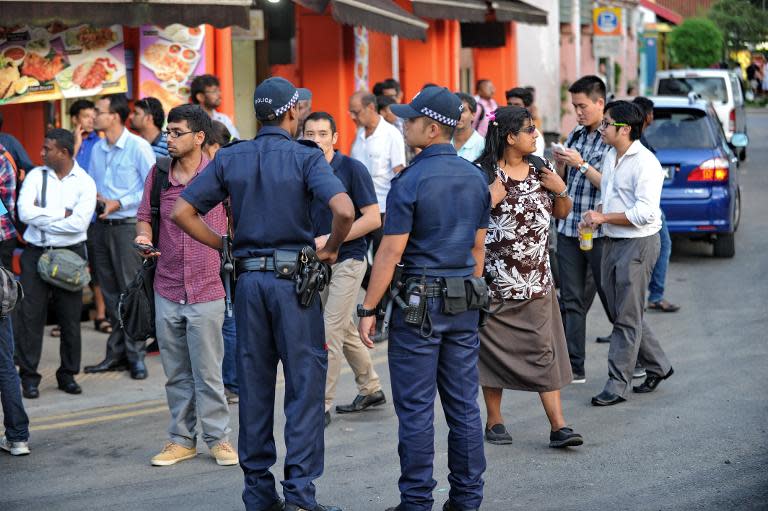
[{"xmin": 574, "ymin": 0, "xmax": 581, "ymax": 78}]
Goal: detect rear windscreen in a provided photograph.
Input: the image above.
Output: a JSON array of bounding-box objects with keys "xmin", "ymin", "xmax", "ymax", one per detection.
[
  {"xmin": 644, "ymin": 109, "xmax": 716, "ymax": 149},
  {"xmin": 658, "ymin": 77, "xmax": 727, "ymax": 103}
]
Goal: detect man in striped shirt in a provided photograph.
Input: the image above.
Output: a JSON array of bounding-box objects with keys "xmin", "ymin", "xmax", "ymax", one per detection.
[{"xmin": 552, "ymin": 75, "xmax": 613, "ymax": 383}]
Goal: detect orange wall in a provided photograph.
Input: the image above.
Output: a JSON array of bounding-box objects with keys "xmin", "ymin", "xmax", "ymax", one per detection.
[
  {"xmin": 399, "ymin": 19, "xmax": 460, "ymax": 102},
  {"xmin": 0, "ymin": 102, "xmax": 46, "ymax": 167},
  {"xmin": 472, "ymin": 23, "xmax": 518, "ymax": 105}
]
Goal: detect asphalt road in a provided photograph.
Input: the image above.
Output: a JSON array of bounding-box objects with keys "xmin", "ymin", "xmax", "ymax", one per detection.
[{"xmin": 3, "ymin": 111, "xmax": 768, "ymax": 511}]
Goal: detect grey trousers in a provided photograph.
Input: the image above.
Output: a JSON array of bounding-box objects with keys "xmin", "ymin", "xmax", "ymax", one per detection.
[
  {"xmin": 155, "ymin": 295, "xmax": 231, "ymax": 448},
  {"xmin": 91, "ymin": 222, "xmax": 145, "ymax": 363},
  {"xmin": 601, "ymin": 235, "xmax": 672, "ymax": 397}
]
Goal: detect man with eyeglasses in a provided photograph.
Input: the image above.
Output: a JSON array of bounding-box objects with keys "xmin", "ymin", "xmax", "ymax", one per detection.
[
  {"xmin": 84, "ymin": 93, "xmax": 156, "ymax": 380},
  {"xmin": 581, "ymin": 100, "xmax": 673, "ymax": 406},
  {"xmin": 349, "ymin": 91, "xmax": 405, "ymax": 255},
  {"xmin": 134, "ymin": 104, "xmax": 237, "ymax": 467},
  {"xmin": 131, "ymin": 97, "xmax": 169, "ymax": 158},
  {"xmin": 190, "ymin": 74, "xmax": 240, "ymax": 140}
]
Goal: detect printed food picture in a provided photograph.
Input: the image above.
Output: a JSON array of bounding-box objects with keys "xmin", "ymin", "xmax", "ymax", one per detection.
[
  {"xmin": 139, "ymin": 24, "xmax": 205, "ymax": 113},
  {"xmin": 0, "ymin": 30, "xmax": 67, "ymax": 101}
]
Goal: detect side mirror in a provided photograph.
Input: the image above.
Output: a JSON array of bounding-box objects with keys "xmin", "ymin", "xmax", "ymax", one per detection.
[
  {"xmin": 730, "ymin": 133, "xmax": 748, "ymax": 148},
  {"xmin": 731, "ymin": 133, "xmax": 749, "ymax": 147}
]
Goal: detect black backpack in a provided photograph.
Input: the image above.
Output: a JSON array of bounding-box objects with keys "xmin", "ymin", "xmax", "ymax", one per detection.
[{"xmin": 117, "ymin": 157, "xmax": 170, "ymax": 342}]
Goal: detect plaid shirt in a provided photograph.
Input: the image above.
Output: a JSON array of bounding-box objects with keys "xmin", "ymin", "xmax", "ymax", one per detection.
[
  {"xmin": 556, "ymin": 126, "xmax": 610, "ymax": 238},
  {"xmin": 0, "ymin": 145, "xmax": 17, "ymax": 242},
  {"xmin": 136, "ymin": 155, "xmax": 226, "ymax": 305}
]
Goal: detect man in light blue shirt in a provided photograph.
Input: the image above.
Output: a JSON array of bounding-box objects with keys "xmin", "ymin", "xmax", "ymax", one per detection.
[
  {"xmin": 453, "ymin": 93, "xmax": 486, "ymax": 163},
  {"xmin": 84, "ymin": 94, "xmax": 156, "ymax": 380}
]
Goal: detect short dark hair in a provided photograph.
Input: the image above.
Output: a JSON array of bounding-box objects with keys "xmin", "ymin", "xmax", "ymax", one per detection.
[
  {"xmin": 632, "ymin": 96, "xmax": 654, "ymax": 119},
  {"xmin": 104, "ymin": 93, "xmax": 130, "ymax": 123},
  {"xmin": 455, "ymin": 92, "xmax": 477, "ymax": 113},
  {"xmin": 372, "ymin": 82, "xmax": 385, "ymax": 96},
  {"xmin": 475, "ymin": 79, "xmax": 490, "ymax": 92},
  {"xmin": 190, "ymin": 74, "xmax": 220, "ymax": 105},
  {"xmin": 505, "ymin": 87, "xmax": 533, "ymax": 107},
  {"xmin": 304, "ymin": 111, "xmax": 337, "ymax": 134},
  {"xmin": 167, "ymin": 104, "xmax": 212, "ymax": 144},
  {"xmin": 605, "ymin": 100, "xmax": 644, "ymax": 141},
  {"xmin": 382, "ymin": 78, "xmax": 401, "ymax": 94},
  {"xmin": 377, "ymin": 95, "xmax": 396, "ymax": 113},
  {"xmin": 134, "ymin": 97, "xmax": 165, "ymax": 131},
  {"xmin": 69, "ymin": 99, "xmax": 95, "ymax": 118},
  {"xmin": 568, "ymin": 75, "xmax": 607, "ymax": 101},
  {"xmin": 205, "ymin": 120, "xmax": 232, "ymax": 147},
  {"xmin": 46, "ymin": 128, "xmax": 75, "ymax": 156}
]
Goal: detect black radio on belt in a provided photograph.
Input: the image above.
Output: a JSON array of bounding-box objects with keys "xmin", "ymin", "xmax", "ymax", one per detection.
[{"xmin": 272, "ymin": 247, "xmax": 331, "ymax": 308}]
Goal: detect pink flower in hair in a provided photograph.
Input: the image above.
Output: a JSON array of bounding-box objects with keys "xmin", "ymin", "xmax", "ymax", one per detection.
[{"xmin": 487, "ymin": 110, "xmax": 496, "ymax": 122}]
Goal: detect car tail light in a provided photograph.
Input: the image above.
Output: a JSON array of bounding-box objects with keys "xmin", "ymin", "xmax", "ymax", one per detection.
[
  {"xmin": 687, "ymin": 158, "xmax": 729, "ymax": 182},
  {"xmin": 729, "ymin": 109, "xmax": 735, "ymax": 133}
]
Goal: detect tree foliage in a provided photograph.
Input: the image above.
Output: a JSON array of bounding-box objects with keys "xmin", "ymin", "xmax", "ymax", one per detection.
[
  {"xmin": 669, "ymin": 18, "xmax": 723, "ymax": 68},
  {"xmin": 708, "ymin": 0, "xmax": 768, "ymax": 52}
]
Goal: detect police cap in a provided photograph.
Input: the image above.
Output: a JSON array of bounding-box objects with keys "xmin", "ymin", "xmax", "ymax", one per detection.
[
  {"xmin": 253, "ymin": 77, "xmax": 312, "ymax": 122},
  {"xmin": 390, "ymin": 86, "xmax": 462, "ymax": 127}
]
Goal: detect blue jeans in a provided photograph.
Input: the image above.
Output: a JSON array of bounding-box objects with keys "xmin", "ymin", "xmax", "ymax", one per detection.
[
  {"xmin": 222, "ymin": 314, "xmax": 239, "ymax": 394},
  {"xmin": 648, "ymin": 213, "xmax": 671, "ymax": 304},
  {"xmin": 0, "ymin": 315, "xmax": 29, "ymax": 442}
]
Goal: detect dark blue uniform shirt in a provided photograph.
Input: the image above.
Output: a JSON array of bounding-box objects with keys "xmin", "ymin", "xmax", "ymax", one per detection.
[
  {"xmin": 311, "ymin": 151, "xmax": 377, "ymax": 263},
  {"xmin": 384, "ymin": 143, "xmax": 490, "ymax": 277},
  {"xmin": 182, "ymin": 126, "xmax": 346, "ymax": 258}
]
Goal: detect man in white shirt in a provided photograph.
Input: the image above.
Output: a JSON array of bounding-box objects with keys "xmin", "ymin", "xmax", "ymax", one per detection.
[
  {"xmin": 15, "ymin": 129, "xmax": 97, "ymax": 399},
  {"xmin": 452, "ymin": 93, "xmax": 485, "ymax": 162},
  {"xmin": 349, "ymin": 91, "xmax": 405, "ymax": 253},
  {"xmin": 582, "ymin": 101, "xmax": 673, "ymax": 407},
  {"xmin": 191, "ymin": 74, "xmax": 240, "ymax": 139}
]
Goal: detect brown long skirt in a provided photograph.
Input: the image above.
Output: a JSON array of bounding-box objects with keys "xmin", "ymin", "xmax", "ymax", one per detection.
[{"xmin": 479, "ymin": 291, "xmax": 572, "ymax": 392}]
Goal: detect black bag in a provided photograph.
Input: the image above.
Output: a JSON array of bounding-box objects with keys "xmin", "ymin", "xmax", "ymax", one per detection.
[{"xmin": 117, "ymin": 157, "xmax": 170, "ymax": 342}]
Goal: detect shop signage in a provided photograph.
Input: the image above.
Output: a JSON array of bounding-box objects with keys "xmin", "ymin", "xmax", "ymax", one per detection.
[
  {"xmin": 0, "ymin": 24, "xmax": 127, "ymax": 105},
  {"xmin": 138, "ymin": 24, "xmax": 207, "ymax": 115}
]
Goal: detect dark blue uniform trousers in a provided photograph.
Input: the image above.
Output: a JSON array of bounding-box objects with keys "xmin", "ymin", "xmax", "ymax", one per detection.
[
  {"xmin": 388, "ymin": 298, "xmax": 486, "ymax": 511},
  {"xmin": 235, "ymin": 272, "xmax": 327, "ymax": 510}
]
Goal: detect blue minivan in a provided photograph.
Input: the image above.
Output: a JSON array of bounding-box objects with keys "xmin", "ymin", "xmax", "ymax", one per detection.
[{"xmin": 644, "ymin": 95, "xmax": 748, "ymax": 257}]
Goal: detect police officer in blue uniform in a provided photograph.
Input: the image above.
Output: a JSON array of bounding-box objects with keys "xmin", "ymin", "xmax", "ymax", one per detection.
[
  {"xmin": 357, "ymin": 86, "xmax": 491, "ymax": 511},
  {"xmin": 172, "ymin": 77, "xmax": 354, "ymax": 511}
]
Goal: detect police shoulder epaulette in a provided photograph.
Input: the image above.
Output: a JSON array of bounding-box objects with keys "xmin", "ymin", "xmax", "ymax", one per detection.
[{"xmin": 296, "ymin": 139, "xmax": 321, "ymax": 150}]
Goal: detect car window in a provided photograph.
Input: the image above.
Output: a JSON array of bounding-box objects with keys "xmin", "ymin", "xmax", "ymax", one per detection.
[
  {"xmin": 658, "ymin": 77, "xmax": 728, "ymax": 103},
  {"xmin": 645, "ymin": 108, "xmax": 716, "ymax": 149},
  {"xmin": 729, "ymin": 74, "xmax": 743, "ymax": 104}
]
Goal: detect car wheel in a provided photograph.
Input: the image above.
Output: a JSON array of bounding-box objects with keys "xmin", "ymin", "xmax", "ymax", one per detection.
[
  {"xmin": 733, "ymin": 189, "xmax": 742, "ymax": 232},
  {"xmin": 713, "ymin": 233, "xmax": 735, "ymax": 258}
]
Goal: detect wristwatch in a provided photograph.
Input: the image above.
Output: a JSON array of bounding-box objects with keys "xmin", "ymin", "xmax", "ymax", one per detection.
[
  {"xmin": 578, "ymin": 161, "xmax": 590, "ymax": 175},
  {"xmin": 556, "ymin": 188, "xmax": 569, "ymax": 198},
  {"xmin": 356, "ymin": 304, "xmax": 376, "ymax": 317}
]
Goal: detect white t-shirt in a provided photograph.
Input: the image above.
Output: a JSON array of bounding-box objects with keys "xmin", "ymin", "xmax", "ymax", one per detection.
[{"xmin": 350, "ymin": 117, "xmax": 406, "ymax": 212}]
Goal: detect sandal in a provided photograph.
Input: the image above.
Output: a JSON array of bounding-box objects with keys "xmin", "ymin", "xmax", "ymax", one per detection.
[
  {"xmin": 50, "ymin": 326, "xmax": 61, "ymax": 337},
  {"xmin": 94, "ymin": 318, "xmax": 113, "ymax": 334},
  {"xmin": 647, "ymin": 300, "xmax": 680, "ymax": 313}
]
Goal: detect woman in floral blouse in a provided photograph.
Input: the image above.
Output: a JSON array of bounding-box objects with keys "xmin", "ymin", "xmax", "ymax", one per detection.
[{"xmin": 477, "ymin": 106, "xmax": 583, "ymax": 448}]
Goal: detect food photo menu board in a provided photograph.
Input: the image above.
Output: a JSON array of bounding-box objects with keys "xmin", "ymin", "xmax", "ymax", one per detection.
[
  {"xmin": 0, "ymin": 24, "xmax": 127, "ymax": 105},
  {"xmin": 138, "ymin": 24, "xmax": 207, "ymax": 115}
]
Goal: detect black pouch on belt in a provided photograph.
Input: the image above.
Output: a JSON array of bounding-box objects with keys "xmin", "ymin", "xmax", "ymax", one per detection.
[
  {"xmin": 442, "ymin": 277, "xmax": 469, "ymax": 315},
  {"xmin": 465, "ymin": 276, "xmax": 490, "ymax": 311},
  {"xmin": 274, "ymin": 250, "xmax": 298, "ymax": 279}
]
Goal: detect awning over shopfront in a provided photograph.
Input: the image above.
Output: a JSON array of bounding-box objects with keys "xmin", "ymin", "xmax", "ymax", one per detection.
[
  {"xmin": 639, "ymin": 0, "xmax": 683, "ymax": 25},
  {"xmin": 0, "ymin": 0, "xmax": 251, "ymax": 29},
  {"xmin": 294, "ymin": 0, "xmax": 429, "ymax": 40},
  {"xmin": 492, "ymin": 0, "xmax": 548, "ymax": 25},
  {"xmin": 411, "ymin": 0, "xmax": 488, "ymax": 23}
]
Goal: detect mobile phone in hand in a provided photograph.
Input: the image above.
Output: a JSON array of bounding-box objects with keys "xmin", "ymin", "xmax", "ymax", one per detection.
[
  {"xmin": 133, "ymin": 242, "xmax": 159, "ymax": 254},
  {"xmin": 550, "ymin": 142, "xmax": 566, "ymax": 152}
]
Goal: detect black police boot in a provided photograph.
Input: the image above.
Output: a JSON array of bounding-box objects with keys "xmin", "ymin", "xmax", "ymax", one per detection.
[
  {"xmin": 335, "ymin": 390, "xmax": 386, "ymax": 414},
  {"xmin": 443, "ymin": 500, "xmax": 479, "ymax": 511},
  {"xmin": 285, "ymin": 504, "xmax": 341, "ymax": 511}
]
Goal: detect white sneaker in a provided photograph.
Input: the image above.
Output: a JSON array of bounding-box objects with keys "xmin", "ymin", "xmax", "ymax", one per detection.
[
  {"xmin": 0, "ymin": 436, "xmax": 30, "ymax": 456},
  {"xmin": 571, "ymin": 375, "xmax": 586, "ymax": 384}
]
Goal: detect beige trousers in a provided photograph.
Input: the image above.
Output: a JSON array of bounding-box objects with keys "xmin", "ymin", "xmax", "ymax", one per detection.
[{"xmin": 322, "ymin": 257, "xmax": 381, "ymax": 411}]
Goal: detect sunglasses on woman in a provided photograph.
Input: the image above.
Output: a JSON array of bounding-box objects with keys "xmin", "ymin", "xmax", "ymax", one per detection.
[{"xmin": 515, "ymin": 124, "xmax": 537, "ymax": 135}]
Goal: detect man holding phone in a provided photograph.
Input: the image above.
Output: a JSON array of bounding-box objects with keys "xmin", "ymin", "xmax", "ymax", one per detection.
[{"xmin": 134, "ymin": 104, "xmax": 236, "ymax": 467}]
